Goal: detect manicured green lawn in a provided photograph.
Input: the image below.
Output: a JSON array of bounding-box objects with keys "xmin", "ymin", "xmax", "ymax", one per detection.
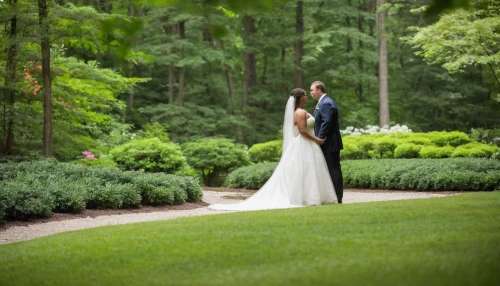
[{"xmin": 1, "ymin": 192, "xmax": 499, "ymax": 286}]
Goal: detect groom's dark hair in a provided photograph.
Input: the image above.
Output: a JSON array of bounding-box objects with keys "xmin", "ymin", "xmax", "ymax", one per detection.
[{"xmin": 312, "ymin": 81, "xmax": 326, "ymax": 93}]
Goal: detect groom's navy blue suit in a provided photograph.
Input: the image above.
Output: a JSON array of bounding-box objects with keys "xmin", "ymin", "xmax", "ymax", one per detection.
[{"xmin": 314, "ymin": 95, "xmax": 344, "ymax": 203}]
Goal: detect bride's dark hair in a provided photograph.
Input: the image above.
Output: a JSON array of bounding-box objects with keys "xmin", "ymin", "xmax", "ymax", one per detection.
[{"xmin": 290, "ymin": 88, "xmax": 306, "ymax": 110}]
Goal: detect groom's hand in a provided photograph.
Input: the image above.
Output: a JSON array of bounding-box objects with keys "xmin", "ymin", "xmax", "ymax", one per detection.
[{"xmin": 317, "ymin": 138, "xmax": 325, "ymax": 145}]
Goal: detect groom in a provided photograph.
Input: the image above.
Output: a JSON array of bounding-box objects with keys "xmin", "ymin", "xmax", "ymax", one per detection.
[{"xmin": 310, "ymin": 81, "xmax": 344, "ymax": 203}]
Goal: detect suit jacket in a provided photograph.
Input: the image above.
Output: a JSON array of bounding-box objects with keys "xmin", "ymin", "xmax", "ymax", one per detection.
[{"xmin": 314, "ymin": 95, "xmax": 343, "ymax": 152}]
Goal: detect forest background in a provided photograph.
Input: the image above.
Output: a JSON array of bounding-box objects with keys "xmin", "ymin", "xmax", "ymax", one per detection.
[{"xmin": 1, "ymin": 0, "xmax": 498, "ymax": 162}]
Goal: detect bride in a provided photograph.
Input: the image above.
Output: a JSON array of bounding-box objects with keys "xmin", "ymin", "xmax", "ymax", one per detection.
[{"xmin": 209, "ymin": 88, "xmax": 337, "ymax": 211}]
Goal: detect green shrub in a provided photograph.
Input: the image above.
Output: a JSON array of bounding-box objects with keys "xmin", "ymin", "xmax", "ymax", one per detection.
[
  {"xmin": 109, "ymin": 138, "xmax": 189, "ymax": 174},
  {"xmin": 372, "ymin": 137, "xmax": 401, "ymax": 158},
  {"xmin": 140, "ymin": 122, "xmax": 171, "ymax": 143},
  {"xmin": 131, "ymin": 172, "xmax": 202, "ymax": 205},
  {"xmin": 228, "ymin": 159, "xmax": 500, "ymax": 191},
  {"xmin": 0, "ymin": 180, "xmax": 54, "ymax": 219},
  {"xmin": 342, "ymin": 158, "xmax": 500, "ymax": 191},
  {"xmin": 224, "ymin": 162, "xmax": 278, "ymax": 189},
  {"xmin": 182, "ymin": 137, "xmax": 251, "ymax": 186},
  {"xmin": 394, "ymin": 143, "xmax": 422, "ymax": 158},
  {"xmin": 419, "ymin": 145, "xmax": 455, "ymax": 158},
  {"xmin": 0, "ymin": 160, "xmax": 203, "ymax": 222},
  {"xmin": 469, "ymin": 128, "xmax": 500, "ymax": 146},
  {"xmin": 248, "ymin": 140, "xmax": 282, "ymax": 163},
  {"xmin": 86, "ymin": 183, "xmax": 141, "ymax": 209},
  {"xmin": 45, "ymin": 181, "xmax": 87, "ymax": 213},
  {"xmin": 340, "ymin": 143, "xmax": 364, "ymax": 160},
  {"xmin": 427, "ymin": 131, "xmax": 471, "ymax": 147},
  {"xmin": 451, "ymin": 142, "xmax": 498, "ymax": 158}
]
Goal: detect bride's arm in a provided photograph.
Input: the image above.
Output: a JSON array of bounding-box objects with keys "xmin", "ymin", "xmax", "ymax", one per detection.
[{"xmin": 295, "ymin": 109, "xmax": 324, "ymax": 145}]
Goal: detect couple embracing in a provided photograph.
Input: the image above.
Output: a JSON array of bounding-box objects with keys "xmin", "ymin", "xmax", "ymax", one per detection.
[{"xmin": 209, "ymin": 81, "xmax": 343, "ymax": 211}]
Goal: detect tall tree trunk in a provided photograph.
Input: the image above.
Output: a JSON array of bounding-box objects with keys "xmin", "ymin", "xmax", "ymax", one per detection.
[
  {"xmin": 242, "ymin": 15, "xmax": 257, "ymax": 109},
  {"xmin": 216, "ymin": 40, "xmax": 235, "ymax": 114},
  {"xmin": 39, "ymin": 0, "xmax": 52, "ymax": 157},
  {"xmin": 377, "ymin": 0, "xmax": 389, "ymax": 127},
  {"xmin": 3, "ymin": 0, "xmax": 18, "ymax": 153},
  {"xmin": 178, "ymin": 21, "xmax": 186, "ymax": 107},
  {"xmin": 295, "ymin": 0, "xmax": 304, "ymax": 88}
]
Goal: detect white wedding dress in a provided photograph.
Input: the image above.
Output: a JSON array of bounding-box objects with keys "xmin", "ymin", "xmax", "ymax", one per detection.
[{"xmin": 208, "ymin": 97, "xmax": 337, "ymax": 211}]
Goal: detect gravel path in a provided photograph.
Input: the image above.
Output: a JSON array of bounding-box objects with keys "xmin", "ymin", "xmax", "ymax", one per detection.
[{"xmin": 0, "ymin": 190, "xmax": 452, "ymax": 245}]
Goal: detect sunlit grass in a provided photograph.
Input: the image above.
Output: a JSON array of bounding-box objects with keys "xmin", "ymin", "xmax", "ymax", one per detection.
[{"xmin": 1, "ymin": 192, "xmax": 499, "ymax": 286}]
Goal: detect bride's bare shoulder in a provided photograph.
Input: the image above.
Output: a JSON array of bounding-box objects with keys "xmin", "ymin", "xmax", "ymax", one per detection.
[{"xmin": 294, "ymin": 108, "xmax": 307, "ymax": 117}]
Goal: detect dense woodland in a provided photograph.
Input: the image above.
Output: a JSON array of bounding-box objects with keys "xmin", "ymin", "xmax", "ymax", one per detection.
[{"xmin": 1, "ymin": 0, "xmax": 499, "ymax": 162}]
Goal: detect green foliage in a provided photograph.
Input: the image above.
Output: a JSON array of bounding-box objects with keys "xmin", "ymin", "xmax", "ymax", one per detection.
[
  {"xmin": 109, "ymin": 138, "xmax": 189, "ymax": 174},
  {"xmin": 182, "ymin": 137, "xmax": 251, "ymax": 186},
  {"xmin": 394, "ymin": 143, "xmax": 422, "ymax": 159},
  {"xmin": 0, "ymin": 160, "xmax": 202, "ymax": 222},
  {"xmin": 371, "ymin": 137, "xmax": 400, "ymax": 159},
  {"xmin": 419, "ymin": 145, "xmax": 455, "ymax": 159},
  {"xmin": 139, "ymin": 122, "xmax": 171, "ymax": 143},
  {"xmin": 340, "ymin": 143, "xmax": 364, "ymax": 160},
  {"xmin": 344, "ymin": 131, "xmax": 482, "ymax": 159},
  {"xmin": 227, "ymin": 158, "xmax": 500, "ymax": 191},
  {"xmin": 224, "ymin": 162, "xmax": 278, "ymax": 189},
  {"xmin": 451, "ymin": 142, "xmax": 498, "ymax": 158},
  {"xmin": 426, "ymin": 131, "xmax": 471, "ymax": 147},
  {"xmin": 470, "ymin": 128, "xmax": 500, "ymax": 146},
  {"xmin": 86, "ymin": 183, "xmax": 142, "ymax": 209},
  {"xmin": 407, "ymin": 3, "xmax": 500, "ymax": 83},
  {"xmin": 248, "ymin": 140, "xmax": 282, "ymax": 163},
  {"xmin": 131, "ymin": 173, "xmax": 202, "ymax": 205},
  {"xmin": 0, "ymin": 180, "xmax": 55, "ymax": 219},
  {"xmin": 343, "ymin": 158, "xmax": 500, "ymax": 191}
]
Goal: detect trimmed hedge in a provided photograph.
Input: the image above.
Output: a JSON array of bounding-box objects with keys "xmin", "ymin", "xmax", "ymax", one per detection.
[
  {"xmin": 341, "ymin": 131, "xmax": 478, "ymax": 159},
  {"xmin": 225, "ymin": 158, "xmax": 500, "ymax": 191},
  {"xmin": 247, "ymin": 131, "xmax": 496, "ymax": 161},
  {"xmin": 224, "ymin": 162, "xmax": 278, "ymax": 189},
  {"xmin": 0, "ymin": 160, "xmax": 203, "ymax": 222}
]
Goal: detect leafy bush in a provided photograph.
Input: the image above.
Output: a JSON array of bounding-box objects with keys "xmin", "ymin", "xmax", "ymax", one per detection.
[
  {"xmin": 139, "ymin": 122, "xmax": 171, "ymax": 143},
  {"xmin": 451, "ymin": 142, "xmax": 498, "ymax": 158},
  {"xmin": 394, "ymin": 143, "xmax": 422, "ymax": 158},
  {"xmin": 427, "ymin": 131, "xmax": 471, "ymax": 147},
  {"xmin": 86, "ymin": 183, "xmax": 141, "ymax": 209},
  {"xmin": 109, "ymin": 138, "xmax": 190, "ymax": 174},
  {"xmin": 0, "ymin": 180, "xmax": 54, "ymax": 219},
  {"xmin": 248, "ymin": 140, "xmax": 282, "ymax": 163},
  {"xmin": 340, "ymin": 143, "xmax": 364, "ymax": 160},
  {"xmin": 469, "ymin": 128, "xmax": 500, "ymax": 146},
  {"xmin": 419, "ymin": 145, "xmax": 455, "ymax": 158},
  {"xmin": 130, "ymin": 173, "xmax": 201, "ymax": 205},
  {"xmin": 226, "ymin": 158, "xmax": 500, "ymax": 191},
  {"xmin": 342, "ymin": 158, "xmax": 500, "ymax": 191},
  {"xmin": 0, "ymin": 160, "xmax": 203, "ymax": 222},
  {"xmin": 337, "ymin": 131, "xmax": 484, "ymax": 159},
  {"xmin": 182, "ymin": 137, "xmax": 251, "ymax": 186},
  {"xmin": 224, "ymin": 162, "xmax": 278, "ymax": 189},
  {"xmin": 45, "ymin": 180, "xmax": 87, "ymax": 213},
  {"xmin": 371, "ymin": 137, "xmax": 400, "ymax": 158}
]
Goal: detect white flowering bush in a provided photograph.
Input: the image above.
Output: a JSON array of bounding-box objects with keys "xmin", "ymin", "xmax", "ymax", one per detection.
[{"xmin": 341, "ymin": 124, "xmax": 412, "ymax": 136}]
